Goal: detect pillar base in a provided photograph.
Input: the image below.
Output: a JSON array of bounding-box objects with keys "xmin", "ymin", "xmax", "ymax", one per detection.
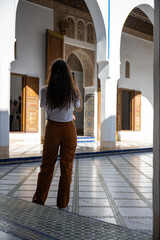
[
  {"xmin": 0, "ymin": 146, "xmax": 9, "ymax": 159},
  {"xmin": 100, "ymin": 141, "xmax": 116, "ymax": 150}
]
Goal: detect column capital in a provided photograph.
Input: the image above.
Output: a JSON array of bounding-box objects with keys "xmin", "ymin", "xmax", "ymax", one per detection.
[
  {"xmin": 100, "ymin": 77, "xmax": 117, "ymax": 84},
  {"xmin": 0, "ymin": 63, "xmax": 11, "ymax": 70},
  {"xmin": 98, "ymin": 59, "xmax": 120, "ymax": 81}
]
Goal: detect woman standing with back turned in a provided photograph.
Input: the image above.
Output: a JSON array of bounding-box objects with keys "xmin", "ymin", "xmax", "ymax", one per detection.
[{"xmin": 33, "ymin": 59, "xmax": 82, "ymax": 210}]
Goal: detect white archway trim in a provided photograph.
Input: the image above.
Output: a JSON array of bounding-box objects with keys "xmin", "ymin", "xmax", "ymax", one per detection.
[
  {"xmin": 138, "ymin": 4, "xmax": 154, "ymax": 24},
  {"xmin": 0, "ymin": 0, "xmax": 19, "ymax": 158},
  {"xmin": 84, "ymin": 0, "xmax": 107, "ymax": 62},
  {"xmin": 0, "ymin": 0, "xmax": 18, "ymax": 66},
  {"xmin": 65, "ymin": 45, "xmax": 94, "ymax": 88},
  {"xmin": 109, "ymin": 1, "xmax": 154, "ymax": 78},
  {"xmin": 110, "ymin": 1, "xmax": 153, "ymax": 36}
]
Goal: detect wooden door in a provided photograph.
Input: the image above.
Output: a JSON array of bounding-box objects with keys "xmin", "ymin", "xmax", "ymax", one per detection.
[
  {"xmin": 25, "ymin": 76, "xmax": 39, "ymax": 133},
  {"xmin": 117, "ymin": 88, "xmax": 141, "ymax": 132},
  {"xmin": 97, "ymin": 79, "xmax": 101, "ymax": 141},
  {"xmin": 117, "ymin": 88, "xmax": 122, "ymax": 131},
  {"xmin": 46, "ymin": 29, "xmax": 64, "ymax": 79},
  {"xmin": 133, "ymin": 90, "xmax": 141, "ymax": 131},
  {"xmin": 22, "ymin": 76, "xmax": 26, "ymax": 132}
]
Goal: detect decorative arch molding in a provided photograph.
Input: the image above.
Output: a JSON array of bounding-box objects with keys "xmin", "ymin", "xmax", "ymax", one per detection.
[
  {"xmin": 15, "ymin": 0, "xmax": 21, "ymax": 36},
  {"xmin": 77, "ymin": 20, "xmax": 85, "ymax": 41},
  {"xmin": 117, "ymin": 2, "xmax": 154, "ymax": 71},
  {"xmin": 15, "ymin": 0, "xmax": 106, "ymax": 63},
  {"xmin": 137, "ymin": 4, "xmax": 154, "ymax": 24},
  {"xmin": 66, "ymin": 16, "xmax": 75, "ymax": 39},
  {"xmin": 65, "ymin": 44, "xmax": 95, "ymax": 87},
  {"xmin": 84, "ymin": 0, "xmax": 107, "ymax": 62},
  {"xmin": 4, "ymin": 0, "xmax": 19, "ymax": 65},
  {"xmin": 120, "ymin": 2, "xmax": 154, "ymax": 33},
  {"xmin": 86, "ymin": 23, "xmax": 95, "ymax": 44}
]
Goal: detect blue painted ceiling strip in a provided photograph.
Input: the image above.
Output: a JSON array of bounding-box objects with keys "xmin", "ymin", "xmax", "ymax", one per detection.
[{"xmin": 108, "ymin": 0, "xmax": 110, "ymax": 59}]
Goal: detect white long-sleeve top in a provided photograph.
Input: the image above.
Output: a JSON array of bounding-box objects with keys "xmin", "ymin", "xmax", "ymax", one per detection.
[{"xmin": 40, "ymin": 86, "xmax": 80, "ymax": 122}]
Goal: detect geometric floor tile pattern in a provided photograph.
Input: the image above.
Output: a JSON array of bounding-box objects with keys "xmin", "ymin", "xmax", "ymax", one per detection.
[
  {"xmin": 0, "ymin": 194, "xmax": 152, "ymax": 240},
  {"xmin": 0, "ymin": 152, "xmax": 153, "ymax": 238}
]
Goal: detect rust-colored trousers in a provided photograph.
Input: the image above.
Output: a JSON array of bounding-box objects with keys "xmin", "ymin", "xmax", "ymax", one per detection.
[{"xmin": 32, "ymin": 119, "xmax": 77, "ymax": 208}]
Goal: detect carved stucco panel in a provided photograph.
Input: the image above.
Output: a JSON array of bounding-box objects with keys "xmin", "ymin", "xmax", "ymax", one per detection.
[
  {"xmin": 67, "ymin": 17, "xmax": 75, "ymax": 38},
  {"xmin": 65, "ymin": 44, "xmax": 95, "ymax": 87},
  {"xmin": 77, "ymin": 20, "xmax": 85, "ymax": 41},
  {"xmin": 84, "ymin": 94, "xmax": 94, "ymax": 136},
  {"xmin": 87, "ymin": 24, "xmax": 94, "ymax": 44}
]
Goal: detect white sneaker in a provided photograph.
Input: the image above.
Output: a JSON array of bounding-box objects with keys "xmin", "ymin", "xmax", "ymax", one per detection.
[{"xmin": 58, "ymin": 206, "xmax": 69, "ymax": 211}]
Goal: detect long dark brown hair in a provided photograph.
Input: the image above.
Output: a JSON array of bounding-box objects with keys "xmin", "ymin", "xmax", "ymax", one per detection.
[{"xmin": 46, "ymin": 59, "xmax": 81, "ymax": 110}]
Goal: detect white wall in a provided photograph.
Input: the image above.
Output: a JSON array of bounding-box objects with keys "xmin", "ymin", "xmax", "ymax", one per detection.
[
  {"xmin": 118, "ymin": 33, "xmax": 153, "ymax": 142},
  {"xmin": 0, "ymin": 0, "xmax": 18, "ymax": 151},
  {"xmin": 10, "ymin": 0, "xmax": 53, "ymax": 143}
]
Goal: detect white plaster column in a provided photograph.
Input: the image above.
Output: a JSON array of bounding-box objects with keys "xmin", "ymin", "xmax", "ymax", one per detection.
[
  {"xmin": 98, "ymin": 61, "xmax": 117, "ymax": 149},
  {"xmin": 0, "ymin": 0, "xmax": 18, "ymax": 158},
  {"xmin": 0, "ymin": 64, "xmax": 11, "ymax": 158},
  {"xmin": 153, "ymin": 0, "xmax": 160, "ymax": 238}
]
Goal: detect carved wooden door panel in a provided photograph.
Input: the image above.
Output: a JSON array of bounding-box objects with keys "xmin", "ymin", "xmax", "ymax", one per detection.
[
  {"xmin": 117, "ymin": 88, "xmax": 122, "ymax": 131},
  {"xmin": 98, "ymin": 79, "xmax": 101, "ymax": 141},
  {"xmin": 133, "ymin": 90, "xmax": 141, "ymax": 131},
  {"xmin": 22, "ymin": 76, "xmax": 26, "ymax": 132},
  {"xmin": 25, "ymin": 76, "xmax": 39, "ymax": 133}
]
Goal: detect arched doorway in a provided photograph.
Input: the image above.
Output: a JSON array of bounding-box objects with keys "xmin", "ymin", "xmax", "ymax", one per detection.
[
  {"xmin": 65, "ymin": 44, "xmax": 95, "ymax": 137},
  {"xmin": 10, "ymin": 0, "xmax": 53, "ymax": 144},
  {"xmin": 11, "ymin": 0, "xmax": 107, "ymax": 146},
  {"xmin": 67, "ymin": 53, "xmax": 84, "ymax": 135},
  {"xmin": 117, "ymin": 6, "xmax": 154, "ymax": 144}
]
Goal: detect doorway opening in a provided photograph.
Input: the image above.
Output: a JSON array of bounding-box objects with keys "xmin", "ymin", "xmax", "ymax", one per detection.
[
  {"xmin": 10, "ymin": 74, "xmax": 24, "ymax": 132},
  {"xmin": 122, "ymin": 90, "xmax": 132, "ymax": 130},
  {"xmin": 67, "ymin": 53, "xmax": 84, "ymax": 135},
  {"xmin": 117, "ymin": 88, "xmax": 141, "ymax": 132},
  {"xmin": 10, "ymin": 73, "xmax": 39, "ymax": 133}
]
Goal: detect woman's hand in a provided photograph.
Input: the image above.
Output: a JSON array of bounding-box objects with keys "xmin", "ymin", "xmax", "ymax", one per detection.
[{"xmin": 73, "ymin": 114, "xmax": 76, "ymax": 120}]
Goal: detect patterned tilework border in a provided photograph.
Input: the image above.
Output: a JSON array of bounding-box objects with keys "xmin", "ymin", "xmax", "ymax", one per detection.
[
  {"xmin": 0, "ymin": 218, "xmax": 58, "ymax": 240},
  {"xmin": 107, "ymin": 156, "xmax": 152, "ymax": 210},
  {"xmin": 7, "ymin": 165, "xmax": 38, "ymax": 197},
  {"xmin": 77, "ymin": 136, "xmax": 95, "ymax": 139},
  {"xmin": 0, "ymin": 148, "xmax": 153, "ymax": 165},
  {"xmin": 84, "ymin": 94, "xmax": 94, "ymax": 136},
  {"xmin": 120, "ymin": 155, "xmax": 152, "ymax": 181},
  {"xmin": 132, "ymin": 153, "xmax": 153, "ymax": 168},
  {"xmin": 72, "ymin": 159, "xmax": 79, "ymax": 213},
  {"xmin": 0, "ymin": 194, "xmax": 152, "ymax": 240},
  {"xmin": 0, "ymin": 164, "xmax": 20, "ymax": 179},
  {"xmin": 96, "ymin": 165, "xmax": 126, "ymax": 227}
]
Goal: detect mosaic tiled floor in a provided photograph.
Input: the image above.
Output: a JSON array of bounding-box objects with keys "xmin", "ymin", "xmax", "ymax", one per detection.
[
  {"xmin": 0, "ymin": 152, "xmax": 153, "ymax": 238},
  {"xmin": 0, "ymin": 194, "xmax": 152, "ymax": 240}
]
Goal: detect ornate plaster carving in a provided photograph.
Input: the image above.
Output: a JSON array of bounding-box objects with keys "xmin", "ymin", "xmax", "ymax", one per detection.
[
  {"xmin": 65, "ymin": 44, "xmax": 95, "ymax": 87},
  {"xmin": 67, "ymin": 17, "xmax": 75, "ymax": 38},
  {"xmin": 77, "ymin": 20, "xmax": 85, "ymax": 41},
  {"xmin": 84, "ymin": 94, "xmax": 94, "ymax": 136},
  {"xmin": 87, "ymin": 23, "xmax": 94, "ymax": 44},
  {"xmin": 53, "ymin": 3, "xmax": 96, "ymax": 44}
]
